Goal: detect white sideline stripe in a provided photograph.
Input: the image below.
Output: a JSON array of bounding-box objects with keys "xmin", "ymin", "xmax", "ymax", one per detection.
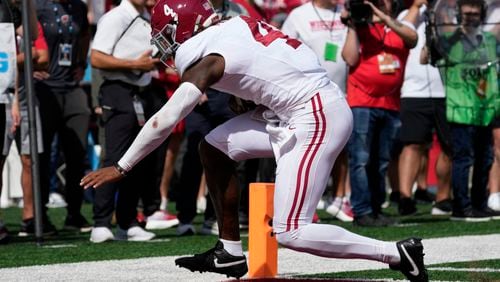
[
  {"xmin": 429, "ymin": 267, "xmax": 500, "ymax": 273},
  {"xmin": 2, "ymin": 234, "xmax": 500, "ymax": 281}
]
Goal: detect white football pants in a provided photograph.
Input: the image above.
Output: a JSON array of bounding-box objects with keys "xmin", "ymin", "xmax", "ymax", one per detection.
[{"xmin": 205, "ymin": 88, "xmax": 399, "ymax": 264}]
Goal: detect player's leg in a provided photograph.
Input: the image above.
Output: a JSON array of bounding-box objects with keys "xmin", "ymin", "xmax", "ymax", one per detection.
[
  {"xmin": 272, "ymin": 93, "xmax": 395, "ymax": 261},
  {"xmin": 272, "ymin": 93, "xmax": 427, "ymax": 281},
  {"xmin": 175, "ymin": 111, "xmax": 273, "ymax": 278}
]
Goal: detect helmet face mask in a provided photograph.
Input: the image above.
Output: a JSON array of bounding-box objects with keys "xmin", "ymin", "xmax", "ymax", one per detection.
[
  {"xmin": 151, "ymin": 22, "xmax": 180, "ymax": 65},
  {"xmin": 150, "ymin": 0, "xmax": 218, "ymax": 66}
]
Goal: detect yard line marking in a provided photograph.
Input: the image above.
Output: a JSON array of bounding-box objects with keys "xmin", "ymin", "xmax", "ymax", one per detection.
[
  {"xmin": 145, "ymin": 238, "xmax": 171, "ymax": 243},
  {"xmin": 42, "ymin": 244, "xmax": 77, "ymax": 249},
  {"xmin": 429, "ymin": 267, "xmax": 500, "ymax": 273}
]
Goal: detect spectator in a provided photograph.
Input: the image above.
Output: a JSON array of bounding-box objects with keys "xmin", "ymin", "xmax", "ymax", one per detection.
[
  {"xmin": 342, "ymin": 0, "xmax": 420, "ymax": 226},
  {"xmin": 35, "ymin": 0, "xmax": 92, "ymax": 233},
  {"xmin": 435, "ymin": 0, "xmax": 499, "ymax": 221},
  {"xmin": 282, "ymin": 0, "xmax": 353, "ymax": 222},
  {"xmin": 489, "ymin": 116, "xmax": 500, "ymax": 211},
  {"xmin": 89, "ymin": 0, "xmax": 160, "ymax": 242},
  {"xmin": 15, "ymin": 21, "xmax": 49, "ymax": 236},
  {"xmin": 0, "ymin": 0, "xmax": 19, "ymax": 244},
  {"xmin": 135, "ymin": 0, "xmax": 179, "ymax": 232},
  {"xmin": 396, "ymin": 2, "xmax": 452, "ymax": 216},
  {"xmin": 485, "ymin": 0, "xmax": 500, "ymax": 212}
]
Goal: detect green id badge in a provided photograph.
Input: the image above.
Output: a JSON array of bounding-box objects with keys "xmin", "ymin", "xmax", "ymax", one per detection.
[{"xmin": 324, "ymin": 42, "xmax": 338, "ymax": 62}]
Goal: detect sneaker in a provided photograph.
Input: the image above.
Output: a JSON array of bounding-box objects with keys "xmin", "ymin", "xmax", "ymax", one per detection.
[
  {"xmin": 450, "ymin": 208, "xmax": 491, "ymax": 222},
  {"xmin": 0, "ymin": 222, "xmax": 9, "ymax": 244},
  {"xmin": 316, "ymin": 198, "xmax": 326, "ymax": 210},
  {"xmin": 326, "ymin": 198, "xmax": 354, "ymax": 222},
  {"xmin": 175, "ymin": 240, "xmax": 248, "ymax": 278},
  {"xmin": 389, "ymin": 191, "xmax": 400, "ymax": 204},
  {"xmin": 145, "ymin": 211, "xmax": 179, "ymax": 230},
  {"xmin": 377, "ymin": 212, "xmax": 398, "ymax": 226},
  {"xmin": 398, "ymin": 197, "xmax": 417, "ymax": 216},
  {"xmin": 46, "ymin": 192, "xmax": 67, "ymax": 208},
  {"xmin": 200, "ymin": 220, "xmax": 219, "ymax": 236},
  {"xmin": 431, "ymin": 199, "xmax": 452, "ymax": 215},
  {"xmin": 488, "ymin": 192, "xmax": 500, "ymax": 211},
  {"xmin": 90, "ymin": 227, "xmax": 114, "ymax": 243},
  {"xmin": 390, "ymin": 238, "xmax": 428, "ymax": 282},
  {"xmin": 18, "ymin": 218, "xmax": 57, "ymax": 237},
  {"xmin": 483, "ymin": 207, "xmax": 500, "ymax": 220},
  {"xmin": 353, "ymin": 213, "xmax": 388, "ymax": 227},
  {"xmin": 177, "ymin": 223, "xmax": 196, "ymax": 236},
  {"xmin": 64, "ymin": 214, "xmax": 92, "ymax": 233},
  {"xmin": 414, "ymin": 188, "xmax": 435, "ymax": 204},
  {"xmin": 115, "ymin": 226, "xmax": 155, "ymax": 241}
]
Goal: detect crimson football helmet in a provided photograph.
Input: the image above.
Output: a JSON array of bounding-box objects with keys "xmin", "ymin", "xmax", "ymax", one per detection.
[{"xmin": 151, "ymin": 0, "xmax": 219, "ymax": 64}]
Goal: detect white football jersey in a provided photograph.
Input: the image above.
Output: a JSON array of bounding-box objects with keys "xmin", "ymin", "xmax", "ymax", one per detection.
[{"xmin": 175, "ymin": 16, "xmax": 335, "ymax": 118}]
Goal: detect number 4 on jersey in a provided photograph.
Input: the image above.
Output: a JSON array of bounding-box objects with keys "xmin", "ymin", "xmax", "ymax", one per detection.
[{"xmin": 241, "ymin": 16, "xmax": 301, "ymax": 49}]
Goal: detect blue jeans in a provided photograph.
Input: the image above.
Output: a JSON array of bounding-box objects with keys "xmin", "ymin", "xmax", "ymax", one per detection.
[
  {"xmin": 450, "ymin": 123, "xmax": 493, "ymax": 212},
  {"xmin": 349, "ymin": 107, "xmax": 401, "ymax": 217}
]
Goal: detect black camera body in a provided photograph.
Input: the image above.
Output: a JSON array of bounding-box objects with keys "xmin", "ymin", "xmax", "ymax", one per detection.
[{"xmin": 348, "ymin": 0, "xmax": 373, "ymax": 25}]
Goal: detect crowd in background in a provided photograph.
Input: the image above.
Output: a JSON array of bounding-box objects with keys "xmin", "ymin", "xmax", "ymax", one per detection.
[{"xmin": 0, "ymin": 0, "xmax": 498, "ymax": 244}]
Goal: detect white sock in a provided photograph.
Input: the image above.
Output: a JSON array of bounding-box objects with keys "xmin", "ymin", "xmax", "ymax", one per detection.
[
  {"xmin": 220, "ymin": 239, "xmax": 243, "ymax": 256},
  {"xmin": 160, "ymin": 197, "xmax": 168, "ymax": 211},
  {"xmin": 383, "ymin": 242, "xmax": 401, "ymax": 265}
]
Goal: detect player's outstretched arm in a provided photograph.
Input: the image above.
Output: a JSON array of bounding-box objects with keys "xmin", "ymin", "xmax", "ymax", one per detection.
[{"xmin": 80, "ymin": 55, "xmax": 225, "ymax": 189}]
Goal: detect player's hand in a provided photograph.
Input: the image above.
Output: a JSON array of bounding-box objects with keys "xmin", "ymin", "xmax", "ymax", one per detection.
[{"xmin": 80, "ymin": 166, "xmax": 124, "ymax": 189}]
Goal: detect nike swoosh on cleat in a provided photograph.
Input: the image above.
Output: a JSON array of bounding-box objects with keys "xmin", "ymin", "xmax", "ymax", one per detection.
[
  {"xmin": 401, "ymin": 244, "xmax": 420, "ymax": 276},
  {"xmin": 213, "ymin": 258, "xmax": 246, "ymax": 268}
]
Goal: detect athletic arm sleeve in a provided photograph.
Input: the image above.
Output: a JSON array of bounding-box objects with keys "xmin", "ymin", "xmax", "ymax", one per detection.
[{"xmin": 117, "ymin": 82, "xmax": 202, "ymax": 171}]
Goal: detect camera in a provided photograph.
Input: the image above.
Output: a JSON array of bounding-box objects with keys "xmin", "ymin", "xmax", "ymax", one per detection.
[{"xmin": 347, "ymin": 0, "xmax": 373, "ymax": 25}]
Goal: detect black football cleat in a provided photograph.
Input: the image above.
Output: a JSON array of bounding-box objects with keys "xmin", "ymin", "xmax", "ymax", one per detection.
[
  {"xmin": 175, "ymin": 240, "xmax": 248, "ymax": 279},
  {"xmin": 390, "ymin": 237, "xmax": 429, "ymax": 282}
]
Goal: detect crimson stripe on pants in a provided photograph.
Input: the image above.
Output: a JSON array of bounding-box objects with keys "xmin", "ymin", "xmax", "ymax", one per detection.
[
  {"xmin": 286, "ymin": 94, "xmax": 325, "ymax": 231},
  {"xmin": 293, "ymin": 94, "xmax": 326, "ymax": 229}
]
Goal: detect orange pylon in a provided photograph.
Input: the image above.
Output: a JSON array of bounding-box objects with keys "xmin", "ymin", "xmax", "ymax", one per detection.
[{"xmin": 248, "ymin": 183, "xmax": 278, "ymax": 278}]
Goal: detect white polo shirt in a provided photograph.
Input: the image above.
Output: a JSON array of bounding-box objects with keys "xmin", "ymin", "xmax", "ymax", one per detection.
[
  {"xmin": 282, "ymin": 2, "xmax": 348, "ymax": 92},
  {"xmin": 92, "ymin": 0, "xmax": 153, "ymax": 87}
]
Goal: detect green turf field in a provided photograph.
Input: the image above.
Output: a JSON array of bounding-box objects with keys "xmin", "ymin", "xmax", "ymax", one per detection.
[{"xmin": 1, "ymin": 202, "xmax": 500, "ymax": 281}]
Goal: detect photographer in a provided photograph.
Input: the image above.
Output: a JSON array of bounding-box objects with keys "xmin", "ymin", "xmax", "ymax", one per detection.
[
  {"xmin": 434, "ymin": 0, "xmax": 500, "ymax": 221},
  {"xmin": 341, "ymin": 0, "xmax": 422, "ymax": 227}
]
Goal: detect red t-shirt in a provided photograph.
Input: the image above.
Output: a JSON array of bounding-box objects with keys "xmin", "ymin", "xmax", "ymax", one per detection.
[{"xmin": 346, "ymin": 23, "xmax": 410, "ymax": 111}]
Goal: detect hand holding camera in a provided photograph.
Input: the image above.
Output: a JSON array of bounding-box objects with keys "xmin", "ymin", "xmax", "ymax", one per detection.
[{"xmin": 342, "ymin": 0, "xmax": 374, "ymax": 26}]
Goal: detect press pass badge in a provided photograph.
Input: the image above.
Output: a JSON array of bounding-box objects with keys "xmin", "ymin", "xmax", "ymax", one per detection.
[
  {"xmin": 377, "ymin": 52, "xmax": 396, "ymax": 74},
  {"xmin": 58, "ymin": 43, "xmax": 73, "ymax": 66},
  {"xmin": 324, "ymin": 42, "xmax": 338, "ymax": 62},
  {"xmin": 133, "ymin": 96, "xmax": 146, "ymax": 126}
]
